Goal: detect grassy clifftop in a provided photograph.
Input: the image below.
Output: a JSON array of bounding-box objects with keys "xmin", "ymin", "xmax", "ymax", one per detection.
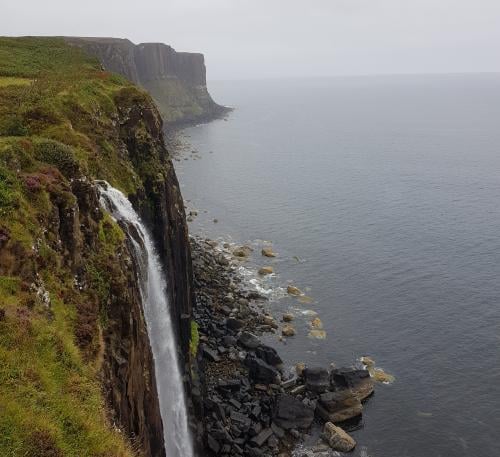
[{"xmin": 0, "ymin": 37, "xmax": 168, "ymax": 456}]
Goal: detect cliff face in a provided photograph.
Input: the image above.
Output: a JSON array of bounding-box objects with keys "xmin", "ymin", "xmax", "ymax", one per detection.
[
  {"xmin": 65, "ymin": 37, "xmax": 228, "ymax": 125},
  {"xmin": 0, "ymin": 37, "xmax": 196, "ymax": 456}
]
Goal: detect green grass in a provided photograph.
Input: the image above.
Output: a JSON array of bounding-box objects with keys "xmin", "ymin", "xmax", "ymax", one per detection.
[
  {"xmin": 0, "ymin": 77, "xmax": 32, "ymax": 87},
  {"xmin": 0, "ymin": 37, "xmax": 172, "ymax": 456}
]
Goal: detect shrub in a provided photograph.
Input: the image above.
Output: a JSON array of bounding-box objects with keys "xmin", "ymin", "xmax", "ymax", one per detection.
[
  {"xmin": 34, "ymin": 140, "xmax": 80, "ymax": 178},
  {"xmin": 0, "ymin": 115, "xmax": 29, "ymax": 136}
]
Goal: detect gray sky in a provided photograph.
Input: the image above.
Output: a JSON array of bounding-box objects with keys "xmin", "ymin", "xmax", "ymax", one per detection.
[{"xmin": 3, "ymin": 0, "xmax": 500, "ymax": 80}]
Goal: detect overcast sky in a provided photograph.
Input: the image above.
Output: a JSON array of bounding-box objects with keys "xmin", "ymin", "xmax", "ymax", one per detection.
[{"xmin": 2, "ymin": 0, "xmax": 500, "ymax": 80}]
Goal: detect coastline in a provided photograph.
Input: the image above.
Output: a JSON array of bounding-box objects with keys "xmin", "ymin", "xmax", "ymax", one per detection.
[{"xmin": 187, "ymin": 230, "xmax": 377, "ymax": 456}]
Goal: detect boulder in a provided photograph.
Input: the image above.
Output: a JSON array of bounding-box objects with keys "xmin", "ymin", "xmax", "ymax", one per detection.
[
  {"xmin": 287, "ymin": 285, "xmax": 302, "ymax": 296},
  {"xmin": 304, "ymin": 367, "xmax": 330, "ymax": 393},
  {"xmin": 282, "ymin": 313, "xmax": 294, "ymax": 322},
  {"xmin": 258, "ymin": 266, "xmax": 274, "ymax": 275},
  {"xmin": 246, "ymin": 355, "xmax": 279, "ymax": 384},
  {"xmin": 261, "ymin": 247, "xmax": 276, "ymax": 257},
  {"xmin": 256, "ymin": 345, "xmax": 283, "ymax": 367},
  {"xmin": 238, "ymin": 331, "xmax": 261, "ymax": 349},
  {"xmin": 226, "ymin": 317, "xmax": 244, "ymax": 330},
  {"xmin": 308, "ymin": 329, "xmax": 327, "ymax": 339},
  {"xmin": 331, "ymin": 368, "xmax": 374, "ymax": 400},
  {"xmin": 316, "ymin": 390, "xmax": 363, "ymax": 422},
  {"xmin": 310, "ymin": 317, "xmax": 323, "ymax": 329},
  {"xmin": 322, "ymin": 422, "xmax": 356, "ymax": 452},
  {"xmin": 372, "ymin": 368, "xmax": 395, "ymax": 384},
  {"xmin": 295, "ymin": 362, "xmax": 306, "ymax": 377},
  {"xmin": 233, "ymin": 245, "xmax": 253, "ymax": 258},
  {"xmin": 282, "ymin": 324, "xmax": 296, "ymax": 337},
  {"xmin": 274, "ymin": 394, "xmax": 314, "ymax": 430},
  {"xmin": 250, "ymin": 428, "xmax": 273, "ymax": 447}
]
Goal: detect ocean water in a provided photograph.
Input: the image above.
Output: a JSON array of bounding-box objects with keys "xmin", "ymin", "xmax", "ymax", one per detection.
[{"xmin": 174, "ymin": 74, "xmax": 500, "ymax": 457}]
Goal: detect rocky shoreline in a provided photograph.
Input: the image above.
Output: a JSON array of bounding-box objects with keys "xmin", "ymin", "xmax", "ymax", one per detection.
[{"xmin": 189, "ymin": 236, "xmax": 378, "ymax": 456}]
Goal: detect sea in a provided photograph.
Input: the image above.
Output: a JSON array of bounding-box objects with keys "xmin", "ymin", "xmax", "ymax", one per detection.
[{"xmin": 173, "ymin": 74, "xmax": 500, "ymax": 457}]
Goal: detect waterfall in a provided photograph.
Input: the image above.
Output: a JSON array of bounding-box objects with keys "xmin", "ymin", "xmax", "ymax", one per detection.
[{"xmin": 98, "ymin": 181, "xmax": 194, "ymax": 457}]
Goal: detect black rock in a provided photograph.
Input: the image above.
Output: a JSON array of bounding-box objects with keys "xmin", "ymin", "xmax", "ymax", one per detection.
[
  {"xmin": 238, "ymin": 331, "xmax": 261, "ymax": 349},
  {"xmin": 223, "ymin": 335, "xmax": 237, "ymax": 346},
  {"xmin": 250, "ymin": 428, "xmax": 273, "ymax": 447},
  {"xmin": 304, "ymin": 367, "xmax": 330, "ymax": 393},
  {"xmin": 246, "ymin": 355, "xmax": 279, "ymax": 384},
  {"xmin": 202, "ymin": 345, "xmax": 221, "ymax": 362},
  {"xmin": 207, "ymin": 434, "xmax": 220, "ymax": 453},
  {"xmin": 255, "ymin": 345, "xmax": 283, "ymax": 367},
  {"xmin": 226, "ymin": 317, "xmax": 244, "ymax": 330},
  {"xmin": 271, "ymin": 422, "xmax": 285, "ymax": 438},
  {"xmin": 273, "ymin": 394, "xmax": 314, "ymax": 430}
]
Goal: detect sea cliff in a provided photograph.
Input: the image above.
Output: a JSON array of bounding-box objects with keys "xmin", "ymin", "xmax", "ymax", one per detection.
[
  {"xmin": 65, "ymin": 37, "xmax": 229, "ymax": 126},
  {"xmin": 0, "ymin": 37, "xmax": 194, "ymax": 456}
]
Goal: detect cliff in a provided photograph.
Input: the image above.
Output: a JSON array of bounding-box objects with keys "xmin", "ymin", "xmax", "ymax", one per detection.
[
  {"xmin": 65, "ymin": 37, "xmax": 229, "ymax": 126},
  {"xmin": 0, "ymin": 37, "xmax": 195, "ymax": 456}
]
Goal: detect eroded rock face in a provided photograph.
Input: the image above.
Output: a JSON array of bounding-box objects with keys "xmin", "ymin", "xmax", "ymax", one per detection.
[{"xmin": 65, "ymin": 37, "xmax": 228, "ymax": 125}]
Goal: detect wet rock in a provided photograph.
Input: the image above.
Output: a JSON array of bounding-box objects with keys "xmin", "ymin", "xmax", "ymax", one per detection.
[
  {"xmin": 310, "ymin": 317, "xmax": 323, "ymax": 329},
  {"xmin": 282, "ymin": 313, "xmax": 294, "ymax": 322},
  {"xmin": 308, "ymin": 329, "xmax": 327, "ymax": 339},
  {"xmin": 331, "ymin": 368, "xmax": 374, "ymax": 400},
  {"xmin": 261, "ymin": 247, "xmax": 276, "ymax": 257},
  {"xmin": 372, "ymin": 368, "xmax": 395, "ymax": 383},
  {"xmin": 295, "ymin": 362, "xmax": 306, "ymax": 377},
  {"xmin": 233, "ymin": 245, "xmax": 253, "ymax": 258},
  {"xmin": 304, "ymin": 367, "xmax": 330, "ymax": 393},
  {"xmin": 316, "ymin": 389, "xmax": 363, "ymax": 422},
  {"xmin": 258, "ymin": 266, "xmax": 274, "ymax": 275},
  {"xmin": 322, "ymin": 422, "xmax": 356, "ymax": 452},
  {"xmin": 282, "ymin": 324, "xmax": 296, "ymax": 337},
  {"xmin": 239, "ymin": 331, "xmax": 261, "ymax": 349},
  {"xmin": 274, "ymin": 394, "xmax": 314, "ymax": 430},
  {"xmin": 287, "ymin": 285, "xmax": 302, "ymax": 296}
]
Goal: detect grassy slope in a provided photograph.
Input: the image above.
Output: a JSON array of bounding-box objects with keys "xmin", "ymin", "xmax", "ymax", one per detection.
[{"xmin": 0, "ymin": 37, "xmax": 162, "ymax": 457}]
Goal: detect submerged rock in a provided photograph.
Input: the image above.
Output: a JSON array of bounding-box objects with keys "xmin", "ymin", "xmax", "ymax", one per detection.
[
  {"xmin": 372, "ymin": 368, "xmax": 395, "ymax": 384},
  {"xmin": 261, "ymin": 247, "xmax": 277, "ymax": 257},
  {"xmin": 282, "ymin": 324, "xmax": 296, "ymax": 337},
  {"xmin": 322, "ymin": 422, "xmax": 356, "ymax": 452},
  {"xmin": 308, "ymin": 329, "xmax": 327, "ymax": 340},
  {"xmin": 361, "ymin": 356, "xmax": 395, "ymax": 383},
  {"xmin": 310, "ymin": 317, "xmax": 323, "ymax": 329},
  {"xmin": 287, "ymin": 285, "xmax": 302, "ymax": 296},
  {"xmin": 258, "ymin": 266, "xmax": 274, "ymax": 275},
  {"xmin": 233, "ymin": 245, "xmax": 253, "ymax": 258}
]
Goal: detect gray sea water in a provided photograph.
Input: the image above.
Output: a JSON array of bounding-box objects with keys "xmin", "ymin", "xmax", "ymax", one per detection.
[{"xmin": 174, "ymin": 74, "xmax": 500, "ymax": 457}]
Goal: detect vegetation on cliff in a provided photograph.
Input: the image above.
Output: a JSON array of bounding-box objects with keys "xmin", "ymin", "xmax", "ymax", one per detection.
[{"xmin": 0, "ymin": 37, "xmax": 173, "ymax": 456}]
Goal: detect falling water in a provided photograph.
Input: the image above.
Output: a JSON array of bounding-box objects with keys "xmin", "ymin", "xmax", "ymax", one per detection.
[{"xmin": 98, "ymin": 181, "xmax": 194, "ymax": 457}]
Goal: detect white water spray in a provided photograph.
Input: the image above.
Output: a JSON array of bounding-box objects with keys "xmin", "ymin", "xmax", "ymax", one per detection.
[{"xmin": 98, "ymin": 182, "xmax": 194, "ymax": 457}]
